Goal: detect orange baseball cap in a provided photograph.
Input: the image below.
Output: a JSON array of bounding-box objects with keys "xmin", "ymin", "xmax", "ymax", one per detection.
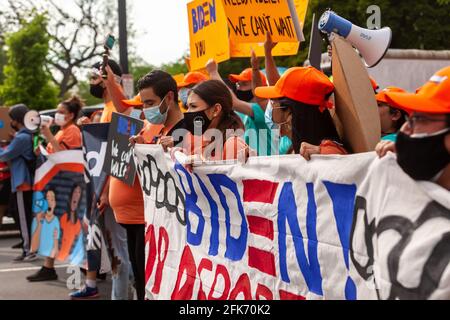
[
  {"xmin": 122, "ymin": 95, "xmax": 143, "ymax": 108},
  {"xmin": 370, "ymin": 76, "xmax": 379, "ymax": 92},
  {"xmin": 254, "ymin": 67, "xmax": 334, "ymax": 107},
  {"xmin": 177, "ymin": 72, "xmax": 208, "ymax": 88},
  {"xmin": 229, "ymin": 68, "xmax": 267, "ymax": 85},
  {"xmin": 376, "ymin": 86, "xmax": 407, "ymax": 105},
  {"xmin": 385, "ymin": 66, "xmax": 450, "ymax": 114}
]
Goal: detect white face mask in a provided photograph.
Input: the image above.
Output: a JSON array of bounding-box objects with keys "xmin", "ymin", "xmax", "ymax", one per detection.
[{"xmin": 54, "ymin": 113, "xmax": 68, "ymax": 127}]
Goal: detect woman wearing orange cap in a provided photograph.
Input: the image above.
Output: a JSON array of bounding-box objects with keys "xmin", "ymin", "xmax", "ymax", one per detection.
[
  {"xmin": 376, "ymin": 86, "xmax": 407, "ymax": 142},
  {"xmin": 376, "ymin": 66, "xmax": 450, "ymax": 190},
  {"xmin": 254, "ymin": 66, "xmax": 346, "ymax": 160},
  {"xmin": 177, "ymin": 72, "xmax": 209, "ymax": 112}
]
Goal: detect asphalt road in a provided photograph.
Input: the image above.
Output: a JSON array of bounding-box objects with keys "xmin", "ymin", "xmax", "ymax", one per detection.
[{"xmin": 0, "ymin": 235, "xmax": 112, "ymax": 300}]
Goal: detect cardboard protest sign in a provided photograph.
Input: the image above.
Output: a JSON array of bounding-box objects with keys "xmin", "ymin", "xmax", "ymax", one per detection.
[
  {"xmin": 229, "ymin": 0, "xmax": 309, "ymax": 58},
  {"xmin": 332, "ymin": 36, "xmax": 381, "ymax": 153},
  {"xmin": 105, "ymin": 112, "xmax": 144, "ymax": 186},
  {"xmin": 187, "ymin": 0, "xmax": 230, "ymax": 71},
  {"xmin": 0, "ymin": 107, "xmax": 12, "ymax": 142},
  {"xmin": 31, "ymin": 150, "xmax": 87, "ymax": 266},
  {"xmin": 135, "ymin": 145, "xmax": 450, "ymax": 300}
]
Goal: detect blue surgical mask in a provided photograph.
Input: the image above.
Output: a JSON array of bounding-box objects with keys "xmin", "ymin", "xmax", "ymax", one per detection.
[
  {"xmin": 265, "ymin": 101, "xmax": 278, "ymax": 130},
  {"xmin": 143, "ymin": 96, "xmax": 168, "ymax": 124},
  {"xmin": 130, "ymin": 108, "xmax": 142, "ymax": 120},
  {"xmin": 179, "ymin": 88, "xmax": 189, "ymax": 107}
]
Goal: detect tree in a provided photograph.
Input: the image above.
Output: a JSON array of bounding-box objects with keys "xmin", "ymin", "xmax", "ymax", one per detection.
[
  {"xmin": 0, "ymin": 14, "xmax": 58, "ymax": 110},
  {"xmin": 2, "ymin": 0, "xmax": 135, "ymax": 98}
]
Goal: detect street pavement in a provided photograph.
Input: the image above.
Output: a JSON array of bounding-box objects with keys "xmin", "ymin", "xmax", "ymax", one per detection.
[{"xmin": 0, "ymin": 235, "xmax": 112, "ymax": 300}]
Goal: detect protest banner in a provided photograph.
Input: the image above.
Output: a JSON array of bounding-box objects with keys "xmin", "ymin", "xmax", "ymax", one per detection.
[
  {"xmin": 105, "ymin": 112, "xmax": 144, "ymax": 187},
  {"xmin": 222, "ymin": 0, "xmax": 303, "ymax": 43},
  {"xmin": 332, "ymin": 35, "xmax": 381, "ymax": 153},
  {"xmin": 31, "ymin": 149, "xmax": 87, "ymax": 266},
  {"xmin": 0, "ymin": 107, "xmax": 12, "ymax": 142},
  {"xmin": 187, "ymin": 0, "xmax": 230, "ymax": 71},
  {"xmin": 82, "ymin": 123, "xmax": 112, "ymax": 274},
  {"xmin": 134, "ymin": 144, "xmax": 450, "ymax": 300},
  {"xmin": 229, "ymin": 0, "xmax": 309, "ymax": 58}
]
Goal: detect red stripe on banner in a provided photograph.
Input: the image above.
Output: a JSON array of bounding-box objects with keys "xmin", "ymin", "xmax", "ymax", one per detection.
[
  {"xmin": 243, "ymin": 180, "xmax": 279, "ymax": 204},
  {"xmin": 248, "ymin": 246, "xmax": 276, "ymax": 277},
  {"xmin": 279, "ymin": 290, "xmax": 306, "ymax": 300},
  {"xmin": 33, "ymin": 163, "xmax": 85, "ymax": 191},
  {"xmin": 247, "ymin": 215, "xmax": 274, "ymax": 240}
]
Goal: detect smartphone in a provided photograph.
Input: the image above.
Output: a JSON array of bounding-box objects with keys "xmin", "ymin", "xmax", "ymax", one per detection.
[{"xmin": 104, "ymin": 34, "xmax": 116, "ymax": 51}]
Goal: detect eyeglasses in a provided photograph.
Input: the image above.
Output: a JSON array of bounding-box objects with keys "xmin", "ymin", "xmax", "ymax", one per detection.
[{"xmin": 406, "ymin": 114, "xmax": 448, "ymax": 129}]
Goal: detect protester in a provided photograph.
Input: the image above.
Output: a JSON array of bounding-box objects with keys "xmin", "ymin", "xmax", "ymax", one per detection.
[
  {"xmin": 177, "ymin": 71, "xmax": 208, "ymax": 111},
  {"xmin": 0, "ymin": 104, "xmax": 35, "ymax": 261},
  {"xmin": 376, "ymin": 66, "xmax": 450, "ymax": 190},
  {"xmin": 71, "ymin": 60, "xmax": 133, "ymax": 300},
  {"xmin": 176, "ymin": 79, "xmax": 250, "ymax": 163},
  {"xmin": 254, "ymin": 67, "xmax": 347, "ymax": 160},
  {"xmin": 206, "ymin": 58, "xmax": 290, "ymax": 157},
  {"xmin": 124, "ymin": 70, "xmax": 185, "ymax": 300},
  {"xmin": 129, "ymin": 70, "xmax": 185, "ymax": 150},
  {"xmin": 376, "ymin": 86, "xmax": 407, "ymax": 142},
  {"xmin": 26, "ymin": 96, "xmax": 83, "ymax": 282}
]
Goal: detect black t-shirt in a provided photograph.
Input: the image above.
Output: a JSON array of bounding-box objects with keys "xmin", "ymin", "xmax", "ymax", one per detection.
[{"xmin": 167, "ymin": 118, "xmax": 186, "ymax": 147}]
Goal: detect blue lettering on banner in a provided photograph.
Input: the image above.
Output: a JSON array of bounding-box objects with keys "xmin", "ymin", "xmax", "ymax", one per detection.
[
  {"xmin": 195, "ymin": 173, "xmax": 220, "ymax": 257},
  {"xmin": 175, "ymin": 164, "xmax": 205, "ymax": 246},
  {"xmin": 278, "ymin": 182, "xmax": 323, "ymax": 296},
  {"xmin": 208, "ymin": 174, "xmax": 247, "ymax": 262},
  {"xmin": 323, "ymin": 181, "xmax": 357, "ymax": 300}
]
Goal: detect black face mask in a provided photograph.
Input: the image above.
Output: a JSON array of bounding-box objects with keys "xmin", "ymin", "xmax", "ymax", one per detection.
[
  {"xmin": 396, "ymin": 130, "xmax": 450, "ymax": 181},
  {"xmin": 236, "ymin": 90, "xmax": 254, "ymax": 102},
  {"xmin": 184, "ymin": 110, "xmax": 212, "ymax": 136},
  {"xmin": 90, "ymin": 84, "xmax": 105, "ymax": 99}
]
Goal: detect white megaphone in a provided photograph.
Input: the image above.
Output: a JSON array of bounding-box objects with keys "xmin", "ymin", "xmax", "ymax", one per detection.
[
  {"xmin": 24, "ymin": 110, "xmax": 53, "ymax": 131},
  {"xmin": 318, "ymin": 10, "xmax": 392, "ymax": 68}
]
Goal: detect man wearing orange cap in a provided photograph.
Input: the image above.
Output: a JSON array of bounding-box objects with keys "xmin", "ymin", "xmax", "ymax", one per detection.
[
  {"xmin": 254, "ymin": 66, "xmax": 347, "ymax": 160},
  {"xmin": 376, "ymin": 66, "xmax": 450, "ymax": 190},
  {"xmin": 177, "ymin": 72, "xmax": 208, "ymax": 112},
  {"xmin": 376, "ymin": 86, "xmax": 407, "ymax": 142}
]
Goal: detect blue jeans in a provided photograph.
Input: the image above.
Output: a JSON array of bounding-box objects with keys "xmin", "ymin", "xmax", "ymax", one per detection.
[{"xmin": 104, "ymin": 208, "xmax": 133, "ymax": 300}]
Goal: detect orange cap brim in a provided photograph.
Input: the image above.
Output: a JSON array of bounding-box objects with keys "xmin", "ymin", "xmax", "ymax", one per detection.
[
  {"xmin": 384, "ymin": 92, "xmax": 449, "ymax": 114},
  {"xmin": 254, "ymin": 86, "xmax": 283, "ymax": 99},
  {"xmin": 229, "ymin": 74, "xmax": 247, "ymax": 83},
  {"xmin": 177, "ymin": 81, "xmax": 191, "ymax": 88},
  {"xmin": 122, "ymin": 99, "xmax": 143, "ymax": 107}
]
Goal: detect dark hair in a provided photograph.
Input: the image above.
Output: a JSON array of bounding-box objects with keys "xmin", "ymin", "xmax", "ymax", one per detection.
[
  {"xmin": 280, "ymin": 98, "xmax": 341, "ymax": 154},
  {"xmin": 9, "ymin": 104, "xmax": 29, "ymax": 125},
  {"xmin": 191, "ymin": 80, "xmax": 244, "ymax": 141},
  {"xmin": 137, "ymin": 70, "xmax": 178, "ymax": 102},
  {"xmin": 92, "ymin": 59, "xmax": 123, "ymax": 77},
  {"xmin": 61, "ymin": 95, "xmax": 84, "ymax": 122},
  {"xmin": 389, "ymin": 107, "xmax": 407, "ymax": 131},
  {"xmin": 67, "ymin": 184, "xmax": 82, "ymax": 222}
]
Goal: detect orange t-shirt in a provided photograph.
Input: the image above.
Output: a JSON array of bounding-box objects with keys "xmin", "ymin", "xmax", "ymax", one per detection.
[
  {"xmin": 100, "ymin": 101, "xmax": 116, "ymax": 124},
  {"xmin": 184, "ymin": 134, "xmax": 249, "ymax": 161},
  {"xmin": 57, "ymin": 212, "xmax": 81, "ymax": 261},
  {"xmin": 108, "ymin": 120, "xmax": 162, "ymax": 225},
  {"xmin": 46, "ymin": 124, "xmax": 82, "ymax": 153}
]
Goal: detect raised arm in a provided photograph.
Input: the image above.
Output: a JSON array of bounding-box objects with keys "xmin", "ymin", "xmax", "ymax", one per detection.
[{"xmin": 205, "ymin": 59, "xmax": 254, "ymax": 117}]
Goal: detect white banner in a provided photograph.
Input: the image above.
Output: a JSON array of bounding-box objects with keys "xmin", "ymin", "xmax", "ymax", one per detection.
[{"xmin": 134, "ymin": 144, "xmax": 450, "ymax": 300}]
